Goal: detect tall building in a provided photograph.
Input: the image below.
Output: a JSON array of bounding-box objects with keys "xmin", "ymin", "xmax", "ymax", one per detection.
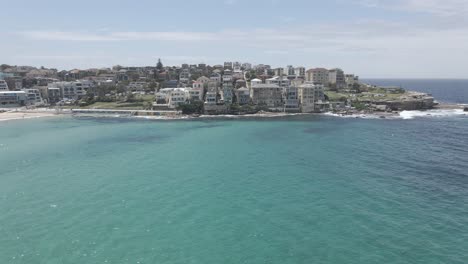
[
  {"xmin": 251, "ymin": 83, "xmax": 283, "ymax": 109},
  {"xmin": 294, "ymin": 67, "xmax": 306, "ymax": 78},
  {"xmin": 298, "ymin": 83, "xmax": 325, "ymax": 113},
  {"xmin": 224, "ymin": 62, "xmax": 233, "ymax": 70}
]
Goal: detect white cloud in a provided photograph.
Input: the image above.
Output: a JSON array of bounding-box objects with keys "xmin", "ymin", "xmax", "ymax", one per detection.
[{"xmin": 358, "ymin": 0, "xmax": 468, "ymax": 16}]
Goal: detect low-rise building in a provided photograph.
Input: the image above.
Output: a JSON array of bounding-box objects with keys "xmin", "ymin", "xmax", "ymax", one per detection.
[
  {"xmin": 127, "ymin": 82, "xmax": 148, "ymax": 92},
  {"xmin": 266, "ymin": 76, "xmax": 290, "ymax": 87},
  {"xmin": 0, "ymin": 91, "xmax": 27, "ymax": 107},
  {"xmin": 235, "ymin": 87, "xmax": 250, "ymax": 105},
  {"xmin": 0, "ymin": 80, "xmax": 8, "ymax": 90}
]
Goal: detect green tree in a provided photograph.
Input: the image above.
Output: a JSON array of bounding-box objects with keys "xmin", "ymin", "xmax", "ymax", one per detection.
[{"xmin": 156, "ymin": 58, "xmax": 164, "ymax": 72}]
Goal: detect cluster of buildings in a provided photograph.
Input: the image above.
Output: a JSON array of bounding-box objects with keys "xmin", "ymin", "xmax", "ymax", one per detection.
[{"xmin": 0, "ymin": 62, "xmax": 360, "ymax": 113}]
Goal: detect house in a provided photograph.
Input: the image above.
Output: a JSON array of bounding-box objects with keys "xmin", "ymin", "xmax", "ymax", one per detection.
[
  {"xmin": 236, "ymin": 87, "xmax": 250, "ymax": 105},
  {"xmin": 250, "ymin": 78, "xmax": 262, "ymax": 87},
  {"xmin": 196, "ymin": 76, "xmax": 211, "ymax": 85},
  {"xmin": 305, "ymin": 68, "xmax": 329, "ymax": 85},
  {"xmin": 127, "ymin": 82, "xmax": 149, "ymax": 92},
  {"xmin": 204, "ymin": 91, "xmax": 217, "ymax": 105},
  {"xmin": 192, "ymin": 81, "xmax": 204, "ymax": 90},
  {"xmin": 179, "ymin": 69, "xmax": 191, "ymax": 85},
  {"xmin": 345, "ymin": 74, "xmax": 359, "ymax": 89},
  {"xmin": 210, "ymin": 72, "xmax": 221, "ymax": 84},
  {"xmin": 0, "ymin": 91, "xmax": 27, "ymax": 107},
  {"xmin": 298, "ymin": 83, "xmax": 325, "ymax": 113},
  {"xmin": 251, "ymin": 83, "xmax": 283, "ymax": 110},
  {"xmin": 266, "ymin": 76, "xmax": 290, "ymax": 87}
]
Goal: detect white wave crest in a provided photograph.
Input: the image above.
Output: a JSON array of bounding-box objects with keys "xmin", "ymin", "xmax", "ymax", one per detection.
[{"xmin": 399, "ymin": 109, "xmax": 467, "ymax": 119}]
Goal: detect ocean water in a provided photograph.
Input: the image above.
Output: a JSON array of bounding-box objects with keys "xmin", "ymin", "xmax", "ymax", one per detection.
[
  {"xmin": 363, "ymin": 79, "xmax": 468, "ymax": 104},
  {"xmin": 1, "ymin": 113, "xmax": 468, "ymax": 264}
]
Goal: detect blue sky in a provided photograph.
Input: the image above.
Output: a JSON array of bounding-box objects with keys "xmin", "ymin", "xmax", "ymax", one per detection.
[{"xmin": 1, "ymin": 0, "xmax": 468, "ymax": 78}]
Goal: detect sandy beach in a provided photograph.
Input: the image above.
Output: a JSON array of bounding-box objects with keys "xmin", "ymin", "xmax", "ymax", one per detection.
[{"xmin": 0, "ymin": 109, "xmax": 60, "ymax": 122}]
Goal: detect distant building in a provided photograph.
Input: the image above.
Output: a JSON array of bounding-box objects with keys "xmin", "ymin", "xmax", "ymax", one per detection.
[
  {"xmin": 294, "ymin": 67, "xmax": 306, "ymax": 78},
  {"xmin": 345, "ymin": 74, "xmax": 359, "ymax": 89},
  {"xmin": 179, "ymin": 69, "xmax": 191, "ymax": 85},
  {"xmin": 187, "ymin": 87, "xmax": 203, "ymax": 101},
  {"xmin": 242, "ymin": 63, "xmax": 252, "ymax": 70},
  {"xmin": 250, "ymin": 78, "xmax": 262, "ymax": 87},
  {"xmin": 284, "ymin": 65, "xmax": 295, "ymax": 76},
  {"xmin": 127, "ymin": 82, "xmax": 148, "ymax": 92},
  {"xmin": 224, "ymin": 62, "xmax": 233, "ymax": 70},
  {"xmin": 0, "ymin": 80, "xmax": 8, "ymax": 91},
  {"xmin": 266, "ymin": 76, "xmax": 290, "ymax": 88},
  {"xmin": 305, "ymin": 68, "xmax": 329, "ymax": 85},
  {"xmin": 328, "ymin": 68, "xmax": 346, "ymax": 89},
  {"xmin": 192, "ymin": 81, "xmax": 204, "ymax": 90},
  {"xmin": 48, "ymin": 81, "xmax": 88, "ymax": 100}
]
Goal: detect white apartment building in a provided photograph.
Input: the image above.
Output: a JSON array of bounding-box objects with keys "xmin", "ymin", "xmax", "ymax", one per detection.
[
  {"xmin": 48, "ymin": 81, "xmax": 89, "ymax": 100},
  {"xmin": 0, "ymin": 91, "xmax": 27, "ymax": 107},
  {"xmin": 22, "ymin": 89, "xmax": 44, "ymax": 105},
  {"xmin": 0, "ymin": 80, "xmax": 8, "ymax": 90},
  {"xmin": 250, "ymin": 78, "xmax": 262, "ymax": 87},
  {"xmin": 127, "ymin": 82, "xmax": 148, "ymax": 92},
  {"xmin": 187, "ymin": 87, "xmax": 203, "ymax": 101},
  {"xmin": 266, "ymin": 76, "xmax": 290, "ymax": 88},
  {"xmin": 294, "ymin": 67, "xmax": 306, "ymax": 78},
  {"xmin": 179, "ymin": 69, "xmax": 191, "ymax": 84}
]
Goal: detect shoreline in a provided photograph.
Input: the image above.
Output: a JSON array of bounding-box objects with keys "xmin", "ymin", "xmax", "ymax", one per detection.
[{"xmin": 1, "ymin": 103, "xmax": 466, "ymax": 122}]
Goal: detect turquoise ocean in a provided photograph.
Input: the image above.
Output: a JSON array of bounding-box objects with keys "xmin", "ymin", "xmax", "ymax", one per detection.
[{"xmin": 1, "ymin": 80, "xmax": 468, "ymax": 263}]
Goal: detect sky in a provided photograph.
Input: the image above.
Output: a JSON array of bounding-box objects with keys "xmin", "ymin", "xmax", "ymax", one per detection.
[{"xmin": 1, "ymin": 0, "xmax": 468, "ymax": 78}]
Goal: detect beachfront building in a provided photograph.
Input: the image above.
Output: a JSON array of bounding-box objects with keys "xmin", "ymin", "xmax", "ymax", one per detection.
[
  {"xmin": 168, "ymin": 88, "xmax": 189, "ymax": 109},
  {"xmin": 305, "ymin": 68, "xmax": 329, "ymax": 85},
  {"xmin": 266, "ymin": 76, "xmax": 290, "ymax": 88},
  {"xmin": 251, "ymin": 83, "xmax": 283, "ymax": 110},
  {"xmin": 298, "ymin": 83, "xmax": 325, "ymax": 113},
  {"xmin": 328, "ymin": 68, "xmax": 346, "ymax": 89},
  {"xmin": 48, "ymin": 81, "xmax": 88, "ymax": 100},
  {"xmin": 187, "ymin": 87, "xmax": 204, "ymax": 101},
  {"xmin": 204, "ymin": 91, "xmax": 217, "ymax": 105},
  {"xmin": 222, "ymin": 70, "xmax": 234, "ymax": 104},
  {"xmin": 283, "ymin": 86, "xmax": 300, "ymax": 112},
  {"xmin": 0, "ymin": 80, "xmax": 8, "ymax": 91},
  {"xmin": 22, "ymin": 89, "xmax": 44, "ymax": 106},
  {"xmin": 0, "ymin": 91, "xmax": 27, "ymax": 107},
  {"xmin": 235, "ymin": 87, "xmax": 250, "ymax": 105}
]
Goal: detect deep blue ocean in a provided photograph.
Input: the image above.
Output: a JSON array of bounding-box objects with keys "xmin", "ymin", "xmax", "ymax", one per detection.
[
  {"xmin": 0, "ymin": 80, "xmax": 467, "ymax": 263},
  {"xmin": 363, "ymin": 79, "xmax": 468, "ymax": 104}
]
